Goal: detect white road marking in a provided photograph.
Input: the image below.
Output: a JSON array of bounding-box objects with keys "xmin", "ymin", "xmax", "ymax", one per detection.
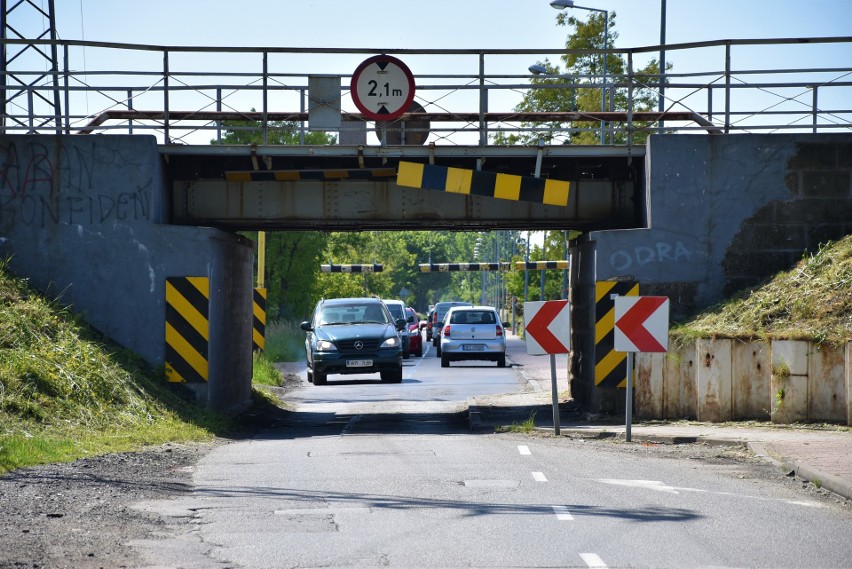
[
  {"xmin": 551, "ymin": 505, "xmax": 574, "ymax": 520},
  {"xmin": 597, "ymin": 479, "xmax": 826, "ymax": 508},
  {"xmin": 518, "ymin": 445, "xmax": 531, "ymax": 455},
  {"xmin": 580, "ymin": 552, "xmax": 608, "ymax": 568},
  {"xmin": 532, "ymin": 471, "xmax": 547, "ymax": 482}
]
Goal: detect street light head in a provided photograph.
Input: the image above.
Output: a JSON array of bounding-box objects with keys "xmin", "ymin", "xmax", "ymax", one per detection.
[
  {"xmin": 550, "ymin": 0, "xmax": 574, "ymax": 9},
  {"xmin": 528, "ymin": 64, "xmax": 547, "ymax": 75}
]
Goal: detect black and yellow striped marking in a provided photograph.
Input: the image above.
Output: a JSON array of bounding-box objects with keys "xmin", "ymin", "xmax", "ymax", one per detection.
[
  {"xmin": 165, "ymin": 277, "xmax": 209, "ymax": 383},
  {"xmin": 515, "ymin": 260, "xmax": 569, "ymax": 270},
  {"xmin": 595, "ymin": 280, "xmax": 639, "ymax": 388},
  {"xmin": 397, "ymin": 161, "xmax": 570, "ymax": 206},
  {"xmin": 419, "ymin": 262, "xmax": 508, "ymax": 272},
  {"xmin": 253, "ymin": 287, "xmax": 267, "ymax": 353},
  {"xmin": 225, "ymin": 168, "xmax": 397, "ymax": 182},
  {"xmin": 321, "ymin": 264, "xmax": 384, "ymax": 273}
]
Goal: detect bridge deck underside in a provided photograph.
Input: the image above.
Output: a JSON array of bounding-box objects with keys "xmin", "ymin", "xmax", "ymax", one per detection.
[{"xmin": 165, "ymin": 146, "xmax": 644, "ymax": 232}]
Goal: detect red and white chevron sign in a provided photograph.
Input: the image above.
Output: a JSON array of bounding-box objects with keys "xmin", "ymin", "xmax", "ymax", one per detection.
[
  {"xmin": 614, "ymin": 296, "xmax": 670, "ymax": 353},
  {"xmin": 524, "ymin": 300, "xmax": 571, "ymax": 355}
]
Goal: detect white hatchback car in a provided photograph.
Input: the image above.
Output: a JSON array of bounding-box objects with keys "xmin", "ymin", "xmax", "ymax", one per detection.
[{"xmin": 437, "ymin": 305, "xmax": 506, "ymax": 368}]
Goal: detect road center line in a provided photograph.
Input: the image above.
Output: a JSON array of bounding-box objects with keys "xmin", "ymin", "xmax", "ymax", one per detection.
[
  {"xmin": 532, "ymin": 471, "xmax": 547, "ymax": 482},
  {"xmin": 551, "ymin": 505, "xmax": 574, "ymax": 520},
  {"xmin": 518, "ymin": 445, "xmax": 531, "ymax": 455},
  {"xmin": 580, "ymin": 552, "xmax": 607, "ymax": 567}
]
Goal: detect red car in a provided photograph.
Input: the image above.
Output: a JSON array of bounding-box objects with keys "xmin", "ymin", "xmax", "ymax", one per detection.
[{"xmin": 406, "ymin": 307, "xmax": 423, "ymax": 358}]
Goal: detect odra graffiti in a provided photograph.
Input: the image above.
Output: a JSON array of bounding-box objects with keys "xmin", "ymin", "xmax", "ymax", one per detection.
[{"xmin": 608, "ymin": 241, "xmax": 692, "ymax": 271}]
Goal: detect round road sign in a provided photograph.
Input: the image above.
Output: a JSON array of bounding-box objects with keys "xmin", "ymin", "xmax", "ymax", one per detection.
[{"xmin": 351, "ymin": 55, "xmax": 415, "ymax": 121}]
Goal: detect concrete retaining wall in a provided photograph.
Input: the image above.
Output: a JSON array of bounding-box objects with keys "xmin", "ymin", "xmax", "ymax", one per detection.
[
  {"xmin": 571, "ymin": 133, "xmax": 851, "ymax": 413},
  {"xmin": 635, "ymin": 340, "xmax": 852, "ymax": 425},
  {"xmin": 0, "ymin": 135, "xmax": 253, "ymax": 413}
]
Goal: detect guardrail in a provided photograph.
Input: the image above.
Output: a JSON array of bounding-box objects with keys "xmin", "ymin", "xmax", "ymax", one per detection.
[{"xmin": 2, "ymin": 37, "xmax": 850, "ymax": 145}]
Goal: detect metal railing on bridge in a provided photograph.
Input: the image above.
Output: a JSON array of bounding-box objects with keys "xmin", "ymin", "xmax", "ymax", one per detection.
[{"xmin": 2, "ymin": 37, "xmax": 850, "ymax": 145}]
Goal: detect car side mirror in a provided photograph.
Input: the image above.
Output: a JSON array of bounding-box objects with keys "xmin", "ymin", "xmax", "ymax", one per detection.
[
  {"xmin": 395, "ymin": 318, "xmax": 407, "ymax": 331},
  {"xmin": 300, "ymin": 321, "xmax": 312, "ymax": 332},
  {"xmin": 407, "ymin": 315, "xmax": 415, "ymax": 323}
]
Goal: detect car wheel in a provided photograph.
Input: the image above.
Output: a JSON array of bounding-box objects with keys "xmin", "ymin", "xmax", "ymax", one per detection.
[
  {"xmin": 441, "ymin": 355, "xmax": 449, "ymax": 368},
  {"xmin": 403, "ymin": 350, "xmax": 410, "ymax": 360},
  {"xmin": 415, "ymin": 348, "xmax": 422, "ymax": 358},
  {"xmin": 436, "ymin": 343, "xmax": 441, "ymax": 356},
  {"xmin": 313, "ymin": 370, "xmax": 327, "ymax": 386},
  {"xmin": 307, "ymin": 369, "xmax": 314, "ymax": 383},
  {"xmin": 497, "ymin": 355, "xmax": 506, "ymax": 368},
  {"xmin": 381, "ymin": 368, "xmax": 403, "ymax": 383}
]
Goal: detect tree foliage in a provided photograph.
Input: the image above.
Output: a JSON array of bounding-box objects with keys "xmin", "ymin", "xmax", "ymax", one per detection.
[{"xmin": 494, "ymin": 11, "xmax": 667, "ymax": 146}]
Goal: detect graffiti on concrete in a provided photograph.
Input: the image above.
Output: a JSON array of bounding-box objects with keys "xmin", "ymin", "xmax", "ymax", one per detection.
[
  {"xmin": 609, "ymin": 240, "xmax": 692, "ymax": 272},
  {"xmin": 0, "ymin": 140, "xmax": 151, "ymax": 227}
]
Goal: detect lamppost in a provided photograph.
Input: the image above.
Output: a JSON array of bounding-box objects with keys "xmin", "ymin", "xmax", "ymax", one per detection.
[{"xmin": 549, "ymin": 0, "xmax": 608, "ymax": 144}]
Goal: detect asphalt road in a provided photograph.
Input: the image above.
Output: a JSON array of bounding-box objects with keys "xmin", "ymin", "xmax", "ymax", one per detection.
[{"xmin": 130, "ymin": 336, "xmax": 852, "ymax": 568}]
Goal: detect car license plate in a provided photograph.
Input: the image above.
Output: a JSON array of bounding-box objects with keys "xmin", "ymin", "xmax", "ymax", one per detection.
[
  {"xmin": 462, "ymin": 344, "xmax": 485, "ymax": 351},
  {"xmin": 346, "ymin": 359, "xmax": 372, "ymax": 367}
]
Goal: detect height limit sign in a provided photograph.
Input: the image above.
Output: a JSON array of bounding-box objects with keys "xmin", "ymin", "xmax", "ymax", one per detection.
[{"xmin": 351, "ymin": 55, "xmax": 415, "ymax": 121}]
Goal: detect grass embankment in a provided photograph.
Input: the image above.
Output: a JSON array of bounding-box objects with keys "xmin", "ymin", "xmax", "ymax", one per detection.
[
  {"xmin": 671, "ymin": 236, "xmax": 852, "ymax": 347},
  {"xmin": 0, "ymin": 261, "xmax": 284, "ymax": 474}
]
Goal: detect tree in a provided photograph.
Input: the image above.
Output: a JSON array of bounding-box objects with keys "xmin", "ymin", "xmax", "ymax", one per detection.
[
  {"xmin": 493, "ymin": 11, "xmax": 667, "ymax": 146},
  {"xmin": 211, "ymin": 112, "xmax": 337, "ymax": 145}
]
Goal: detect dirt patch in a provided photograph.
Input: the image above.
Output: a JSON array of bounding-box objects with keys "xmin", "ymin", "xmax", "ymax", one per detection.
[{"xmin": 0, "ymin": 442, "xmax": 215, "ymax": 569}]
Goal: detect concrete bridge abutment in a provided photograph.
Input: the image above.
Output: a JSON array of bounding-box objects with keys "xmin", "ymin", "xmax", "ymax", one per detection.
[{"xmin": 0, "ymin": 135, "xmax": 253, "ymax": 413}]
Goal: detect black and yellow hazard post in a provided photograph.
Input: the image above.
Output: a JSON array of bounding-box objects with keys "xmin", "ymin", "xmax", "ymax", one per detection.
[
  {"xmin": 254, "ymin": 231, "xmax": 267, "ymax": 353},
  {"xmin": 253, "ymin": 287, "xmax": 267, "ymax": 353},
  {"xmin": 594, "ymin": 280, "xmax": 639, "ymax": 388},
  {"xmin": 164, "ymin": 277, "xmax": 209, "ymax": 383}
]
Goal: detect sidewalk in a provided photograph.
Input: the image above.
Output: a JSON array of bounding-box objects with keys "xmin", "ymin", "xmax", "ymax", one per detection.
[{"xmin": 469, "ymin": 332, "xmax": 852, "ymax": 501}]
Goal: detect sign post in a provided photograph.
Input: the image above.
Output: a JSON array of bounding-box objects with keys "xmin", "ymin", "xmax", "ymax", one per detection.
[
  {"xmin": 613, "ymin": 296, "xmax": 670, "ymax": 441},
  {"xmin": 524, "ymin": 299, "xmax": 571, "ymax": 435}
]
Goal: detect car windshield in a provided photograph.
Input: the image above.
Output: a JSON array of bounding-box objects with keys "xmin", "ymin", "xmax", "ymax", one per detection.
[
  {"xmin": 319, "ymin": 304, "xmax": 389, "ymax": 325},
  {"xmin": 386, "ymin": 304, "xmax": 404, "ymax": 320},
  {"xmin": 450, "ymin": 310, "xmax": 496, "ymax": 324}
]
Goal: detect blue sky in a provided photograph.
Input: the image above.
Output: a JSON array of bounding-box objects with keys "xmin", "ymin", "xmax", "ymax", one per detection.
[
  {"xmin": 50, "ymin": 0, "xmax": 850, "ymax": 50},
  {"xmin": 12, "ymin": 0, "xmax": 851, "ymax": 143}
]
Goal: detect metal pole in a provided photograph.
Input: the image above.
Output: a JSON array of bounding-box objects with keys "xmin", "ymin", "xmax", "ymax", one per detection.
[
  {"xmin": 811, "ymin": 86, "xmax": 818, "ymax": 133},
  {"xmin": 163, "ymin": 50, "xmax": 170, "ymax": 144},
  {"xmin": 600, "ymin": 11, "xmax": 608, "ymax": 144},
  {"xmin": 625, "ymin": 352, "xmax": 633, "ymax": 442},
  {"xmin": 479, "ymin": 53, "xmax": 487, "ymax": 147},
  {"xmin": 262, "ymin": 51, "xmax": 268, "ymax": 145},
  {"xmin": 657, "ymin": 0, "xmax": 666, "ymax": 134},
  {"xmin": 724, "ymin": 42, "xmax": 731, "ymax": 134},
  {"xmin": 257, "ymin": 231, "xmax": 266, "ymax": 288},
  {"xmin": 550, "ymin": 353, "xmax": 561, "ymax": 436}
]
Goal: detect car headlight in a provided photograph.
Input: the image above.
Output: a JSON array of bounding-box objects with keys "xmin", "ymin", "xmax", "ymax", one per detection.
[
  {"xmin": 315, "ymin": 339, "xmax": 337, "ymax": 352},
  {"xmin": 380, "ymin": 336, "xmax": 400, "ymax": 348}
]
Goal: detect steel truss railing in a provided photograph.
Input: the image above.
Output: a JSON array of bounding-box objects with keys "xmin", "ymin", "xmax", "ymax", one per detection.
[{"xmin": 2, "ymin": 37, "xmax": 850, "ymax": 145}]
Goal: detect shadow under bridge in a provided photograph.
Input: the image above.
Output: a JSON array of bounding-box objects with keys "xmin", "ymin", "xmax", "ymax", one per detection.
[{"xmin": 165, "ymin": 144, "xmax": 643, "ymax": 232}]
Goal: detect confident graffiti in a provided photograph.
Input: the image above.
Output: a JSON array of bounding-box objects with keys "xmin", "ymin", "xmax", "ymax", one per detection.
[
  {"xmin": 0, "ymin": 140, "xmax": 151, "ymax": 228},
  {"xmin": 609, "ymin": 241, "xmax": 692, "ymax": 272}
]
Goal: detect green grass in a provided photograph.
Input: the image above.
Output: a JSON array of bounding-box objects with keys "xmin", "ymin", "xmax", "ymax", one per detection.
[
  {"xmin": 0, "ymin": 260, "xmax": 250, "ymax": 473},
  {"xmin": 252, "ymin": 350, "xmax": 285, "ymax": 386},
  {"xmin": 671, "ymin": 236, "xmax": 851, "ymax": 348},
  {"xmin": 497, "ymin": 412, "xmax": 537, "ymax": 433},
  {"xmin": 262, "ymin": 320, "xmax": 306, "ymax": 362}
]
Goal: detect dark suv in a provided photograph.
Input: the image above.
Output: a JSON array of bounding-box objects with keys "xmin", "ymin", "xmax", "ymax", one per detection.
[{"xmin": 301, "ymin": 297, "xmax": 405, "ymax": 385}]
